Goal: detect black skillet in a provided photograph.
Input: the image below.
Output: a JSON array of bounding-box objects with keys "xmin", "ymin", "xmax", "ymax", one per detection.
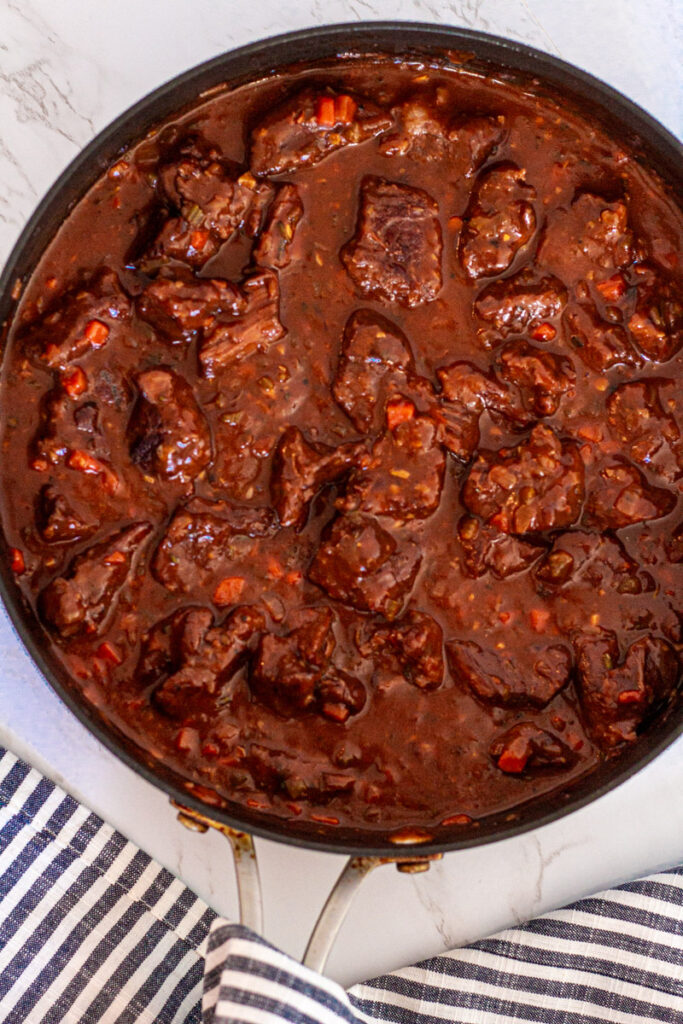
[{"xmin": 0, "ymin": 22, "xmax": 681, "ymax": 968}]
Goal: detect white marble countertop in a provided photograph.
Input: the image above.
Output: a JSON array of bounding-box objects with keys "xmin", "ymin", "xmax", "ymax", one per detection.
[{"xmin": 0, "ymin": 0, "xmax": 681, "ymax": 989}]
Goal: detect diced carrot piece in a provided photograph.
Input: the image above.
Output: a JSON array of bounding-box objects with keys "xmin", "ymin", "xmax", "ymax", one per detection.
[
  {"xmin": 66, "ymin": 449, "xmax": 119, "ymax": 494},
  {"xmin": 596, "ymin": 273, "xmax": 626, "ymax": 303},
  {"xmin": 566, "ymin": 732, "xmax": 584, "ymax": 752},
  {"xmin": 489, "ymin": 511, "xmax": 509, "ymax": 532},
  {"xmin": 448, "ymin": 215, "xmax": 463, "ymax": 231},
  {"xmin": 530, "ymin": 322, "xmax": 556, "ymax": 342},
  {"xmin": 315, "ymin": 95, "xmax": 336, "ymax": 126},
  {"xmin": 108, "ymin": 160, "xmax": 129, "ymax": 180},
  {"xmin": 190, "ymin": 229, "xmax": 210, "ymax": 251},
  {"xmin": 267, "ymin": 557, "xmax": 284, "ymax": 579},
  {"xmin": 285, "ymin": 802, "xmax": 303, "ymax": 816},
  {"xmin": 30, "ymin": 457, "xmax": 49, "ymax": 472},
  {"xmin": 103, "ymin": 551, "xmax": 126, "ymax": 565},
  {"xmin": 62, "ymin": 366, "xmax": 88, "ymax": 398},
  {"xmin": 212, "ymin": 576, "xmax": 245, "ymax": 606},
  {"xmin": 498, "ymin": 611, "xmax": 512, "ymax": 625},
  {"xmin": 441, "ymin": 813, "xmax": 473, "ymax": 826},
  {"xmin": 617, "ymin": 689, "xmax": 643, "ymax": 705},
  {"xmin": 310, "ymin": 813, "xmax": 339, "ymax": 826},
  {"xmin": 530, "ymin": 607, "xmax": 550, "ymax": 633},
  {"xmin": 10, "ymin": 548, "xmax": 25, "ymax": 574},
  {"xmin": 67, "ymin": 449, "xmax": 103, "ymax": 474},
  {"xmin": 334, "ymin": 94, "xmax": 356, "ymax": 123},
  {"xmin": 84, "ymin": 319, "xmax": 109, "ymax": 347},
  {"xmin": 386, "ymin": 398, "xmax": 415, "ymax": 430},
  {"xmin": 44, "ymin": 343, "xmax": 61, "ymax": 362},
  {"xmin": 321, "ymin": 702, "xmax": 349, "ymax": 723},
  {"xmin": 176, "ymin": 727, "xmax": 196, "ymax": 752},
  {"xmin": 497, "ymin": 749, "xmax": 528, "ymax": 773},
  {"xmin": 202, "ymin": 742, "xmax": 220, "ymax": 757},
  {"xmin": 96, "ymin": 641, "xmax": 122, "ymax": 665},
  {"xmin": 285, "ymin": 570, "xmax": 302, "ymax": 585},
  {"xmin": 246, "ymin": 798, "xmax": 268, "ymax": 809}
]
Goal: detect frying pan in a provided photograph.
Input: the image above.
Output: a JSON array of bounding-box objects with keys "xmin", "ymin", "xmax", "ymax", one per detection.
[{"xmin": 1, "ymin": 22, "xmax": 681, "ymax": 969}]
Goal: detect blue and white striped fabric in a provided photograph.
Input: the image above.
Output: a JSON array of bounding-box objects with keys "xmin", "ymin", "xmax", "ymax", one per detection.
[
  {"xmin": 0, "ymin": 747, "xmax": 215, "ymax": 1022},
  {"xmin": 203, "ymin": 882, "xmax": 683, "ymax": 1024},
  {"xmin": 1, "ymin": 746, "xmax": 682, "ymax": 1024}
]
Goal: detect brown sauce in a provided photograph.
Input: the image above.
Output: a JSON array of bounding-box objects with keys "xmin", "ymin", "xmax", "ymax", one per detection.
[{"xmin": 1, "ymin": 57, "xmax": 681, "ymax": 834}]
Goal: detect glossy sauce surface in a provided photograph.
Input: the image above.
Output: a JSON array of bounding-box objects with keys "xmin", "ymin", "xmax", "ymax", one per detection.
[{"xmin": 1, "ymin": 57, "xmax": 681, "ymax": 834}]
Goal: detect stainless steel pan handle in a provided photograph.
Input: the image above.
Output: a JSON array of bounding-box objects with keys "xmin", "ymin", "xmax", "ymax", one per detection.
[{"xmin": 174, "ymin": 802, "xmax": 440, "ymax": 973}]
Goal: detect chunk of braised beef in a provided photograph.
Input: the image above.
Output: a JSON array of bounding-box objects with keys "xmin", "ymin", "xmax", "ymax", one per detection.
[
  {"xmin": 430, "ymin": 397, "xmax": 479, "ymax": 462},
  {"xmin": 534, "ymin": 530, "xmax": 646, "ymax": 595},
  {"xmin": 379, "ymin": 97, "xmax": 504, "ymax": 172},
  {"xmin": 251, "ymin": 606, "xmax": 366, "ymax": 722},
  {"xmin": 497, "ymin": 340, "xmax": 576, "ymax": 418},
  {"xmin": 128, "ymin": 367, "xmax": 212, "ymax": 484},
  {"xmin": 198, "ymin": 269, "xmax": 286, "ymax": 377},
  {"xmin": 152, "ymin": 497, "xmax": 277, "ymax": 593},
  {"xmin": 148, "ymin": 153, "xmax": 274, "ymax": 267},
  {"xmin": 339, "ymin": 414, "xmax": 445, "ymax": 520},
  {"xmin": 93, "ymin": 368, "xmax": 131, "ymax": 411},
  {"xmin": 152, "ymin": 606, "xmax": 266, "ymax": 718},
  {"xmin": 474, "ymin": 267, "xmax": 567, "ymax": 339},
  {"xmin": 628, "ymin": 271, "xmax": 683, "ymax": 362},
  {"xmin": 447, "ymin": 638, "xmax": 572, "ymax": 708},
  {"xmin": 136, "ymin": 273, "xmax": 244, "ymax": 342},
  {"xmin": 249, "ymin": 88, "xmax": 392, "ymax": 176},
  {"xmin": 252, "ymin": 609, "xmax": 329, "ymax": 711},
  {"xmin": 212, "ymin": 409, "xmax": 266, "ymax": 501},
  {"xmin": 246, "ymin": 743, "xmax": 356, "ymax": 801},
  {"xmin": 574, "ymin": 629, "xmax": 680, "ymax": 748},
  {"xmin": 434, "ymin": 364, "xmax": 491, "ymax": 461},
  {"xmin": 450, "ymin": 115, "xmax": 507, "ymax": 173},
  {"xmin": 332, "ymin": 310, "xmax": 416, "ymax": 433},
  {"xmin": 147, "ymin": 218, "xmax": 219, "ymax": 267},
  {"xmin": 137, "ymin": 606, "xmax": 209, "ymax": 687},
  {"xmin": 457, "ymin": 515, "xmax": 545, "ymax": 579},
  {"xmin": 341, "ymin": 177, "xmax": 442, "ymax": 308},
  {"xmin": 459, "ymin": 164, "xmax": 537, "ymax": 280},
  {"xmin": 462, "ymin": 425, "xmax": 585, "ymax": 535},
  {"xmin": 607, "ymin": 379, "xmax": 682, "ymax": 482},
  {"xmin": 39, "ymin": 522, "xmax": 151, "ymax": 637},
  {"xmin": 253, "ymin": 184, "xmax": 303, "ymax": 269},
  {"xmin": 31, "ymin": 389, "xmax": 108, "ymax": 469},
  {"xmin": 167, "ymin": 157, "xmax": 273, "ymax": 236},
  {"xmin": 436, "ymin": 361, "xmax": 531, "ymax": 460},
  {"xmin": 490, "ymin": 723, "xmax": 577, "ymax": 773},
  {"xmin": 31, "ymin": 390, "xmax": 74, "ymax": 467},
  {"xmin": 73, "ymin": 403, "xmax": 99, "ymax": 433},
  {"xmin": 308, "ymin": 514, "xmax": 421, "ymax": 619},
  {"xmin": 316, "ymin": 671, "xmax": 367, "ymax": 724},
  {"xmin": 583, "ymin": 460, "xmax": 676, "ymax": 530},
  {"xmin": 565, "ymin": 304, "xmax": 640, "ymax": 371},
  {"xmin": 23, "ymin": 270, "xmax": 131, "ymax": 369},
  {"xmin": 539, "ymin": 194, "xmax": 634, "ymax": 284},
  {"xmin": 270, "ymin": 426, "xmax": 364, "ymax": 530},
  {"xmin": 36, "ymin": 485, "xmax": 95, "ymax": 544},
  {"xmin": 356, "ymin": 610, "xmax": 444, "ymax": 690}
]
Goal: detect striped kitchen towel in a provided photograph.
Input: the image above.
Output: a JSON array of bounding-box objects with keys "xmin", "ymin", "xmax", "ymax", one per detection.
[
  {"xmin": 204, "ymin": 879, "xmax": 683, "ymax": 1024},
  {"xmin": 0, "ymin": 747, "xmax": 215, "ymax": 1023},
  {"xmin": 1, "ymin": 746, "xmax": 682, "ymax": 1024}
]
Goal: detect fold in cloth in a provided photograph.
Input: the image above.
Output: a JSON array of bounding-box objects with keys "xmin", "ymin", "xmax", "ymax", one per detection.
[{"xmin": 0, "ymin": 747, "xmax": 681, "ymax": 1024}]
